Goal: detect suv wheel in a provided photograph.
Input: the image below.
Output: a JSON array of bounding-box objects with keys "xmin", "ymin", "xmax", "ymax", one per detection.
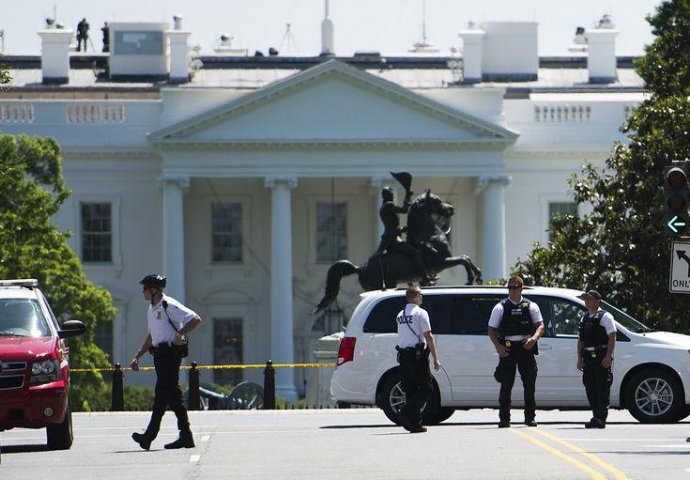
[
  {"xmin": 624, "ymin": 368, "xmax": 685, "ymax": 423},
  {"xmin": 47, "ymin": 402, "xmax": 73, "ymax": 450},
  {"xmin": 379, "ymin": 373, "xmax": 447, "ymax": 426}
]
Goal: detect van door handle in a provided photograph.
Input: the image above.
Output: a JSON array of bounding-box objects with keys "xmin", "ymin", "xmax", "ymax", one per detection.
[{"xmin": 539, "ymin": 345, "xmax": 553, "ymax": 351}]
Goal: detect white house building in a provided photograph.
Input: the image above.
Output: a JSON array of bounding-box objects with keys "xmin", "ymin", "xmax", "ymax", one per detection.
[{"xmin": 0, "ymin": 17, "xmax": 644, "ymax": 401}]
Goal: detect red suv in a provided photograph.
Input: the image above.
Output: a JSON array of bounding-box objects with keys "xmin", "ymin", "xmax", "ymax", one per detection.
[{"xmin": 0, "ymin": 279, "xmax": 85, "ymax": 449}]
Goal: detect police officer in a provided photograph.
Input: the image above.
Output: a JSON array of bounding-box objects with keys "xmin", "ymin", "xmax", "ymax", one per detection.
[
  {"xmin": 576, "ymin": 290, "xmax": 616, "ymax": 429},
  {"xmin": 130, "ymin": 274, "xmax": 202, "ymax": 450},
  {"xmin": 396, "ymin": 283, "xmax": 441, "ymax": 433},
  {"xmin": 374, "ymin": 186, "xmax": 431, "ymax": 283},
  {"xmin": 488, "ymin": 275, "xmax": 544, "ymax": 428}
]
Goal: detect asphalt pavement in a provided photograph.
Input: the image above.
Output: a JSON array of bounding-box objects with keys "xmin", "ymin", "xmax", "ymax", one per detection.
[{"xmin": 2, "ymin": 408, "xmax": 690, "ymax": 479}]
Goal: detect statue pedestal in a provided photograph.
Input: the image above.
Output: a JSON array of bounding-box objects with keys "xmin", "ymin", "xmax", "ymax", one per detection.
[{"xmin": 305, "ymin": 332, "xmax": 342, "ymax": 408}]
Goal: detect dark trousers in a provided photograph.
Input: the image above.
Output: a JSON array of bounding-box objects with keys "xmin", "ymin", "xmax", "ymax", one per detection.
[
  {"xmin": 144, "ymin": 348, "xmax": 191, "ymax": 440},
  {"xmin": 399, "ymin": 350, "xmax": 433, "ymax": 428},
  {"xmin": 497, "ymin": 345, "xmax": 537, "ymax": 422},
  {"xmin": 582, "ymin": 354, "xmax": 612, "ymax": 422}
]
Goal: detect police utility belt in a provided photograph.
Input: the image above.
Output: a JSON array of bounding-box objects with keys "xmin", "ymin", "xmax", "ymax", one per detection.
[
  {"xmin": 396, "ymin": 343, "xmax": 429, "ymax": 361},
  {"xmin": 149, "ymin": 341, "xmax": 189, "ymax": 358},
  {"xmin": 582, "ymin": 345, "xmax": 608, "ymax": 359}
]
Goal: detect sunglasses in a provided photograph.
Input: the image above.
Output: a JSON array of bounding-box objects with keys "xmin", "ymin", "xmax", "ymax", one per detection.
[{"xmin": 507, "ymin": 285, "xmax": 522, "ymax": 290}]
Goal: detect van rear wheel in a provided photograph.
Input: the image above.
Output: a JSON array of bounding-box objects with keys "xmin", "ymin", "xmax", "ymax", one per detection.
[{"xmin": 379, "ymin": 373, "xmax": 447, "ymax": 426}]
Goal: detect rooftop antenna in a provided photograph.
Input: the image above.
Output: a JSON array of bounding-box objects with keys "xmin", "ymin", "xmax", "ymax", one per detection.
[
  {"xmin": 279, "ymin": 23, "xmax": 300, "ymax": 55},
  {"xmin": 409, "ymin": 0, "xmax": 439, "ymax": 53}
]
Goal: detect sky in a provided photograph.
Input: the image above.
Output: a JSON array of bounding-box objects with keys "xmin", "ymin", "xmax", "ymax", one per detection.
[{"xmin": 0, "ymin": 0, "xmax": 664, "ymax": 57}]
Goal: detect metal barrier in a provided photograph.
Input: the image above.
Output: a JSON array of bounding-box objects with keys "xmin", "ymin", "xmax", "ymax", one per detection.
[{"xmin": 72, "ymin": 360, "xmax": 334, "ymax": 411}]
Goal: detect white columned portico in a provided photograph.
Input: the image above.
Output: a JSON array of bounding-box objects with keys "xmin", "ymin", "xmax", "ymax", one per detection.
[
  {"xmin": 160, "ymin": 176, "xmax": 190, "ymax": 302},
  {"xmin": 265, "ymin": 176, "xmax": 298, "ymax": 403},
  {"xmin": 477, "ymin": 175, "xmax": 511, "ymax": 281}
]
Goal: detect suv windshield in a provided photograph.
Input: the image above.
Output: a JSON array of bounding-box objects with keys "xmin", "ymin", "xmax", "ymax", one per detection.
[
  {"xmin": 0, "ymin": 299, "xmax": 51, "ymax": 337},
  {"xmin": 601, "ymin": 301, "xmax": 653, "ymax": 333}
]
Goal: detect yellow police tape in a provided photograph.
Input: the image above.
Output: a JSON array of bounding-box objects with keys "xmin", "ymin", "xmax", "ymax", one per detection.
[{"xmin": 71, "ymin": 362, "xmax": 335, "ymax": 373}]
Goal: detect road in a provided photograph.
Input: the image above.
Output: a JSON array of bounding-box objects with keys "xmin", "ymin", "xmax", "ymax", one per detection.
[{"xmin": 2, "ymin": 408, "xmax": 690, "ymax": 479}]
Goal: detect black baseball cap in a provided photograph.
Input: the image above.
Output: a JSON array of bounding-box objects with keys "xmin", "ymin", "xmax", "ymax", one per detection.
[{"xmin": 578, "ymin": 290, "xmax": 601, "ymax": 300}]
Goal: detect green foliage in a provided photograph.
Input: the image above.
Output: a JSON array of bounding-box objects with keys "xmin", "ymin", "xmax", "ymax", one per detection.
[
  {"xmin": 514, "ymin": 0, "xmax": 690, "ymax": 332},
  {"xmin": 0, "ymin": 64, "xmax": 10, "ymax": 85},
  {"xmin": 0, "ymin": 131, "xmax": 116, "ymax": 410},
  {"xmin": 123, "ymin": 386, "xmax": 156, "ymax": 411}
]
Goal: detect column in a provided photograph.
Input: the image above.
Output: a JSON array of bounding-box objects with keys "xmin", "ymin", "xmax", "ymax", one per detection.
[
  {"xmin": 265, "ymin": 176, "xmax": 298, "ymax": 403},
  {"xmin": 161, "ymin": 176, "xmax": 190, "ymax": 302},
  {"xmin": 477, "ymin": 175, "xmax": 511, "ymax": 281}
]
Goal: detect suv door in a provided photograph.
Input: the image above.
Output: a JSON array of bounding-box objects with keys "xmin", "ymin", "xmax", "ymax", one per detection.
[{"xmin": 528, "ymin": 295, "xmax": 589, "ymax": 406}]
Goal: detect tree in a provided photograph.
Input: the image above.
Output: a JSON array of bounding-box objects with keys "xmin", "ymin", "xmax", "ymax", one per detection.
[
  {"xmin": 513, "ymin": 0, "xmax": 690, "ymax": 332},
  {"xmin": 0, "ymin": 131, "xmax": 116, "ymax": 410}
]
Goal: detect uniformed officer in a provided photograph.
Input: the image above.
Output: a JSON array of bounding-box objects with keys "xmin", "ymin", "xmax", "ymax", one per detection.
[
  {"xmin": 130, "ymin": 274, "xmax": 202, "ymax": 450},
  {"xmin": 396, "ymin": 283, "xmax": 441, "ymax": 433},
  {"xmin": 576, "ymin": 289, "xmax": 616, "ymax": 429},
  {"xmin": 488, "ymin": 275, "xmax": 544, "ymax": 428}
]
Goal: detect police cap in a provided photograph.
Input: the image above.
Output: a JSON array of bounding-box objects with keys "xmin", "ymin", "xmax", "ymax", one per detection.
[
  {"xmin": 577, "ymin": 290, "xmax": 601, "ymax": 301},
  {"xmin": 139, "ymin": 274, "xmax": 167, "ymax": 288}
]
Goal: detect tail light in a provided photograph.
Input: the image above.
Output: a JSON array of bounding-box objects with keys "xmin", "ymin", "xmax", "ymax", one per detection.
[{"xmin": 337, "ymin": 337, "xmax": 356, "ymax": 366}]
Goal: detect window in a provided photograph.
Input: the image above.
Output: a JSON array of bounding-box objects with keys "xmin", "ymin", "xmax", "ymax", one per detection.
[
  {"xmin": 213, "ymin": 317, "xmax": 243, "ymax": 386},
  {"xmin": 113, "ymin": 31, "xmax": 164, "ymax": 55},
  {"xmin": 81, "ymin": 203, "xmax": 112, "ymax": 263},
  {"xmin": 316, "ymin": 202, "xmax": 347, "ymax": 263},
  {"xmin": 548, "ymin": 298, "xmax": 583, "ymax": 336},
  {"xmin": 211, "ymin": 202, "xmax": 242, "ymax": 263},
  {"xmin": 548, "ymin": 202, "xmax": 577, "ymax": 242}
]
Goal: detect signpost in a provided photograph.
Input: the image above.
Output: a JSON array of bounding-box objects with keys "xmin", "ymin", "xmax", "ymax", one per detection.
[{"xmin": 669, "ymin": 241, "xmax": 690, "ymax": 294}]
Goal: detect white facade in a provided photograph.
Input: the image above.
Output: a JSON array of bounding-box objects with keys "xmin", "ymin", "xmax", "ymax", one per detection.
[{"xmin": 0, "ymin": 21, "xmax": 645, "ymax": 397}]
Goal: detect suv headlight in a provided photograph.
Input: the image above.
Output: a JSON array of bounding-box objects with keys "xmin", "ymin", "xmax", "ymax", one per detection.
[{"xmin": 30, "ymin": 359, "xmax": 61, "ymax": 385}]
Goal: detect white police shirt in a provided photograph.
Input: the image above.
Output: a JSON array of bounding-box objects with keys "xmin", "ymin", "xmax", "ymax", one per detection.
[
  {"xmin": 396, "ymin": 303, "xmax": 431, "ymax": 349},
  {"xmin": 148, "ymin": 294, "xmax": 197, "ymax": 346},
  {"xmin": 488, "ymin": 297, "xmax": 543, "ymax": 342}
]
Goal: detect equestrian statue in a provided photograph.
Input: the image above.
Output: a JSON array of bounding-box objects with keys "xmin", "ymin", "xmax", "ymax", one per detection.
[{"xmin": 313, "ymin": 172, "xmax": 482, "ymax": 314}]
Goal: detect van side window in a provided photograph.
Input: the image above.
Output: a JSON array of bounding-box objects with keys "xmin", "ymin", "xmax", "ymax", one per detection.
[
  {"xmin": 551, "ymin": 298, "xmax": 584, "ymax": 336},
  {"xmin": 363, "ymin": 297, "xmax": 406, "ymax": 333},
  {"xmin": 443, "ymin": 296, "xmax": 499, "ymax": 335}
]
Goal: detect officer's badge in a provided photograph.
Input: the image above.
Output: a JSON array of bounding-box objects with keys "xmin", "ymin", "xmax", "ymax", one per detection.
[{"xmin": 156, "ymin": 311, "xmax": 162, "ymax": 320}]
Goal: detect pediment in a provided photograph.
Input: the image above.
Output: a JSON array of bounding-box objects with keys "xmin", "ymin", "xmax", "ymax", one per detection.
[{"xmin": 149, "ymin": 60, "xmax": 517, "ymax": 147}]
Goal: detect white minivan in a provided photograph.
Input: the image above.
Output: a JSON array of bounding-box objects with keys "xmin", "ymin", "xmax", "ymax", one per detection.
[{"xmin": 331, "ymin": 285, "xmax": 690, "ymax": 425}]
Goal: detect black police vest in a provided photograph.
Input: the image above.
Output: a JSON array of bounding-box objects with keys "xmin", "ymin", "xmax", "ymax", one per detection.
[
  {"xmin": 499, "ymin": 299, "xmax": 533, "ymax": 337},
  {"xmin": 578, "ymin": 311, "xmax": 610, "ymax": 347}
]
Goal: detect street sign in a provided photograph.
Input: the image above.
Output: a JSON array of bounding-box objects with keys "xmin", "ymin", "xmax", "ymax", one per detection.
[{"xmin": 669, "ymin": 241, "xmax": 690, "ymax": 294}]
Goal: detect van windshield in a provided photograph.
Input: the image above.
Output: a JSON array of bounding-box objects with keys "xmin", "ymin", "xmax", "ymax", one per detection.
[{"xmin": 601, "ymin": 301, "xmax": 653, "ymax": 333}]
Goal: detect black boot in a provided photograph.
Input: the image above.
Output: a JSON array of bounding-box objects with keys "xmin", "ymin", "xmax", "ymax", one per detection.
[
  {"xmin": 132, "ymin": 432, "xmax": 152, "ymax": 450},
  {"xmin": 164, "ymin": 432, "xmax": 195, "ymax": 449}
]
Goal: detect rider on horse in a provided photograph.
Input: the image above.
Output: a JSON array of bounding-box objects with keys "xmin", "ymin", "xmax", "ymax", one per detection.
[{"xmin": 373, "ymin": 186, "xmax": 432, "ymax": 283}]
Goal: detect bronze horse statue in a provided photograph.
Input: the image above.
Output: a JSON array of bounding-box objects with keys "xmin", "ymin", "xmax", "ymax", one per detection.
[{"xmin": 313, "ymin": 190, "xmax": 482, "ymax": 314}]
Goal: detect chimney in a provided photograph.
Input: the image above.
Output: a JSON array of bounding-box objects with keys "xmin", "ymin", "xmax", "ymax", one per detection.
[
  {"xmin": 321, "ymin": 0, "xmax": 335, "ymax": 56},
  {"xmin": 458, "ymin": 22, "xmax": 485, "ymax": 84},
  {"xmin": 585, "ymin": 15, "xmax": 619, "ymax": 84},
  {"xmin": 38, "ymin": 20, "xmax": 73, "ymax": 84},
  {"xmin": 168, "ymin": 15, "xmax": 191, "ymax": 83},
  {"xmin": 480, "ymin": 22, "xmax": 538, "ymax": 82}
]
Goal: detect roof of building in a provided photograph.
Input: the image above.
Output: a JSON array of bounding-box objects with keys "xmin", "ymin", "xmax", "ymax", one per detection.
[{"xmin": 0, "ymin": 54, "xmax": 645, "ymax": 94}]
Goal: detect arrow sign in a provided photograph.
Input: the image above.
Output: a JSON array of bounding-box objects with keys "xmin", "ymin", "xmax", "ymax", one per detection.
[
  {"xmin": 667, "ymin": 215, "xmax": 688, "ymax": 234},
  {"xmin": 670, "ymin": 241, "xmax": 690, "ymax": 294}
]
